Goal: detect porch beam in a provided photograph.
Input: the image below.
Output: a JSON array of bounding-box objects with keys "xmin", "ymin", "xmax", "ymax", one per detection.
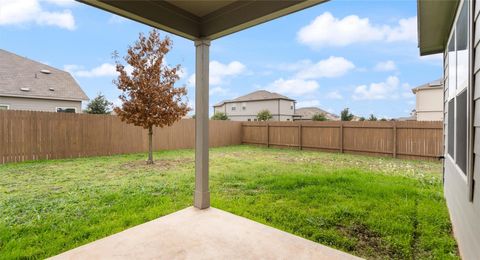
[{"xmin": 194, "ymin": 39, "xmax": 211, "ymax": 209}]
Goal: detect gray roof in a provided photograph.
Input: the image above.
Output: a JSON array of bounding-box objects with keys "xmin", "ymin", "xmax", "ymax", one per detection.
[
  {"xmin": 0, "ymin": 49, "xmax": 89, "ymax": 101},
  {"xmin": 412, "ymin": 78, "xmax": 443, "ymax": 94},
  {"xmin": 214, "ymin": 90, "xmax": 293, "ymax": 107},
  {"xmin": 295, "ymin": 107, "xmax": 339, "ymax": 121}
]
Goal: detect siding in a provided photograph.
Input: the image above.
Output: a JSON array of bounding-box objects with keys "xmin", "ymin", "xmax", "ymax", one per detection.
[
  {"xmin": 213, "ymin": 99, "xmax": 295, "ymax": 121},
  {"xmin": 444, "ymin": 1, "xmax": 480, "ymax": 259},
  {"xmin": 0, "ymin": 96, "xmax": 82, "ymax": 113}
]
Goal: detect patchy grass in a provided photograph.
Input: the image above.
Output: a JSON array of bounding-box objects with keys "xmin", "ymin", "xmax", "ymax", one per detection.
[{"xmin": 0, "ymin": 145, "xmax": 458, "ymax": 259}]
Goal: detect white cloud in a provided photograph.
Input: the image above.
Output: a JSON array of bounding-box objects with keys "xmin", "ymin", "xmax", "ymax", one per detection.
[
  {"xmin": 188, "ymin": 60, "xmax": 246, "ymax": 87},
  {"xmin": 385, "ymin": 17, "xmax": 417, "ymax": 42},
  {"xmin": 401, "ymin": 83, "xmax": 414, "ymax": 99},
  {"xmin": 353, "ymin": 76, "xmax": 400, "ymax": 100},
  {"xmin": 297, "ymin": 12, "xmax": 416, "ymax": 49},
  {"xmin": 374, "ymin": 60, "xmax": 397, "ymax": 71},
  {"xmin": 326, "ymin": 91, "xmax": 343, "ymax": 100},
  {"xmin": 271, "ymin": 57, "xmax": 354, "ymax": 79},
  {"xmin": 177, "ymin": 67, "xmax": 188, "ymax": 81},
  {"xmin": 210, "ymin": 61, "xmax": 246, "ymax": 85},
  {"xmin": 266, "ymin": 78, "xmax": 319, "ymax": 96},
  {"xmin": 0, "ymin": 0, "xmax": 76, "ymax": 30},
  {"xmin": 65, "ymin": 63, "xmax": 137, "ymax": 78},
  {"xmin": 73, "ymin": 63, "xmax": 117, "ymax": 78},
  {"xmin": 295, "ymin": 56, "xmax": 355, "ymax": 79},
  {"xmin": 296, "ymin": 99, "xmax": 320, "ymax": 108},
  {"xmin": 42, "ymin": 0, "xmax": 77, "ymax": 6}
]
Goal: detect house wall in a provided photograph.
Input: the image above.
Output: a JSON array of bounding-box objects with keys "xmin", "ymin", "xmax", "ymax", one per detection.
[
  {"xmin": 442, "ymin": 1, "xmax": 480, "ymax": 259},
  {"xmin": 0, "ymin": 96, "xmax": 82, "ymax": 113},
  {"xmin": 415, "ymin": 87, "xmax": 443, "ymax": 121},
  {"xmin": 213, "ymin": 99, "xmax": 295, "ymax": 121}
]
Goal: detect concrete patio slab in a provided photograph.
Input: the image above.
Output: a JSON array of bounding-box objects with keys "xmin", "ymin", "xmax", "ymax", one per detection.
[{"xmin": 51, "ymin": 207, "xmax": 361, "ymax": 260}]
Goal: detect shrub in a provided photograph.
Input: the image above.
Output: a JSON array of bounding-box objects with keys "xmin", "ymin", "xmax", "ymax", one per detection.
[
  {"xmin": 211, "ymin": 112, "xmax": 229, "ymax": 120},
  {"xmin": 312, "ymin": 113, "xmax": 328, "ymax": 121},
  {"xmin": 257, "ymin": 110, "xmax": 273, "ymax": 121},
  {"xmin": 340, "ymin": 108, "xmax": 354, "ymax": 121}
]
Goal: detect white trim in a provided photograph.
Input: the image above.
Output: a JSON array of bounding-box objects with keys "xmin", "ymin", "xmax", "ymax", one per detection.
[
  {"xmin": 55, "ymin": 107, "xmax": 77, "ymax": 113},
  {"xmin": 447, "ymin": 0, "xmax": 469, "ymax": 101},
  {"xmin": 0, "ymin": 104, "xmax": 9, "ymax": 110},
  {"xmin": 447, "ymin": 154, "xmax": 469, "ymax": 183}
]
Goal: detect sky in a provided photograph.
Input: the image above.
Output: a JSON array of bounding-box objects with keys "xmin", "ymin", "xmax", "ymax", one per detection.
[{"xmin": 0, "ymin": 0, "xmax": 443, "ymax": 118}]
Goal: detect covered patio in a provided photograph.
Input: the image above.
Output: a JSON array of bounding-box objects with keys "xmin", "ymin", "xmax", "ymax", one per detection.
[
  {"xmin": 51, "ymin": 207, "xmax": 359, "ymax": 259},
  {"xmin": 54, "ymin": 0, "xmax": 358, "ymax": 258}
]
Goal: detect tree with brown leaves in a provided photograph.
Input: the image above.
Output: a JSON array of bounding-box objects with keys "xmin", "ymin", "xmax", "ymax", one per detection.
[{"xmin": 113, "ymin": 30, "xmax": 190, "ymax": 164}]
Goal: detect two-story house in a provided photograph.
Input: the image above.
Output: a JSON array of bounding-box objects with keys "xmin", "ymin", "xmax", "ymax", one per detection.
[
  {"xmin": 411, "ymin": 79, "xmax": 443, "ymax": 121},
  {"xmin": 213, "ymin": 90, "xmax": 296, "ymax": 121}
]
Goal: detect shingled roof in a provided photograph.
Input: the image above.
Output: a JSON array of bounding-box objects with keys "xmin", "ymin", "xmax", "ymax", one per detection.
[
  {"xmin": 0, "ymin": 49, "xmax": 89, "ymax": 101},
  {"xmin": 214, "ymin": 90, "xmax": 293, "ymax": 107},
  {"xmin": 411, "ymin": 78, "xmax": 443, "ymax": 94},
  {"xmin": 295, "ymin": 107, "xmax": 339, "ymax": 121}
]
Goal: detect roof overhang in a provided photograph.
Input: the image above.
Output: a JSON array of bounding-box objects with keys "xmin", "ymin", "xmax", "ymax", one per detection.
[
  {"xmin": 417, "ymin": 0, "xmax": 459, "ymax": 55},
  {"xmin": 78, "ymin": 0, "xmax": 328, "ymax": 41}
]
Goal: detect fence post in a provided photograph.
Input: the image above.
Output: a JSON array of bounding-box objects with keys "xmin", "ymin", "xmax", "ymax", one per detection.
[
  {"xmin": 393, "ymin": 122, "xmax": 397, "ymax": 158},
  {"xmin": 339, "ymin": 123, "xmax": 344, "ymax": 153},
  {"xmin": 266, "ymin": 123, "xmax": 270, "ymax": 148},
  {"xmin": 298, "ymin": 124, "xmax": 302, "ymax": 150}
]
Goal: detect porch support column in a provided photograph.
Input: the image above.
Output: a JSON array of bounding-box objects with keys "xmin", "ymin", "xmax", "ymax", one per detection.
[{"xmin": 194, "ymin": 39, "xmax": 210, "ymax": 209}]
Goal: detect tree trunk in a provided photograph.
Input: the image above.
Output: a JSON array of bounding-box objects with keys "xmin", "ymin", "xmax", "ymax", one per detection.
[{"xmin": 147, "ymin": 126, "xmax": 154, "ymax": 165}]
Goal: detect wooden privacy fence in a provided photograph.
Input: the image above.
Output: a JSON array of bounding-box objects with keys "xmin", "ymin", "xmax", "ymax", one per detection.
[
  {"xmin": 242, "ymin": 121, "xmax": 443, "ymax": 160},
  {"xmin": 0, "ymin": 110, "xmax": 444, "ymax": 163},
  {"xmin": 0, "ymin": 110, "xmax": 242, "ymax": 164}
]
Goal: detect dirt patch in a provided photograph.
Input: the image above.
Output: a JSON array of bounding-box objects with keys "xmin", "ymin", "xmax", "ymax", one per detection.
[
  {"xmin": 338, "ymin": 223, "xmax": 398, "ymax": 259},
  {"xmin": 121, "ymin": 158, "xmax": 194, "ymax": 171}
]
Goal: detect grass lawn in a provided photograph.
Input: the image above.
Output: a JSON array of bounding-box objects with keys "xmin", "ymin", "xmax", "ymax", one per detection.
[{"xmin": 0, "ymin": 145, "xmax": 458, "ymax": 259}]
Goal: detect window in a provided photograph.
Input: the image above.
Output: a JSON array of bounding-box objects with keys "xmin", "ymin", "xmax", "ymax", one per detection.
[
  {"xmin": 456, "ymin": 90, "xmax": 468, "ymax": 173},
  {"xmin": 56, "ymin": 107, "xmax": 76, "ymax": 113},
  {"xmin": 445, "ymin": 0, "xmax": 469, "ymax": 176},
  {"xmin": 242, "ymin": 102, "xmax": 246, "ymax": 110},
  {"xmin": 0, "ymin": 104, "xmax": 9, "ymax": 110},
  {"xmin": 448, "ymin": 100, "xmax": 455, "ymax": 158},
  {"xmin": 247, "ymin": 119, "xmax": 251, "ymax": 121},
  {"xmin": 456, "ymin": 2, "xmax": 468, "ymax": 90},
  {"xmin": 448, "ymin": 32, "xmax": 456, "ymax": 99},
  {"xmin": 231, "ymin": 104, "xmax": 236, "ymax": 111},
  {"xmin": 290, "ymin": 102, "xmax": 294, "ymax": 110}
]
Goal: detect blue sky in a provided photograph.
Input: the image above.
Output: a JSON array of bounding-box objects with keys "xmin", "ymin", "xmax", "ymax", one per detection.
[{"xmin": 0, "ymin": 0, "xmax": 443, "ymax": 118}]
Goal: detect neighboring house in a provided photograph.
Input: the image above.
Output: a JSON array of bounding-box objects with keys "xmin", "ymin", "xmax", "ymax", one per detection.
[
  {"xmin": 411, "ymin": 79, "xmax": 443, "ymax": 121},
  {"xmin": 295, "ymin": 107, "xmax": 339, "ymax": 121},
  {"xmin": 213, "ymin": 90, "xmax": 296, "ymax": 121},
  {"xmin": 418, "ymin": 0, "xmax": 479, "ymax": 258},
  {"xmin": 0, "ymin": 49, "xmax": 88, "ymax": 113}
]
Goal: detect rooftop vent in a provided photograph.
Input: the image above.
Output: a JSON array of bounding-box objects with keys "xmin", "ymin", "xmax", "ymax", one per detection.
[
  {"xmin": 20, "ymin": 87, "xmax": 30, "ymax": 92},
  {"xmin": 40, "ymin": 69, "xmax": 51, "ymax": 74},
  {"xmin": 49, "ymin": 88, "xmax": 55, "ymax": 91}
]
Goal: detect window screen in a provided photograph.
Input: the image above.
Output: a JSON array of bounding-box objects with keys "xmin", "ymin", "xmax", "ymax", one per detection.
[
  {"xmin": 448, "ymin": 99, "xmax": 455, "ymax": 157},
  {"xmin": 0, "ymin": 105, "xmax": 8, "ymax": 110},
  {"xmin": 456, "ymin": 1, "xmax": 469, "ymax": 88},
  {"xmin": 456, "ymin": 90, "xmax": 467, "ymax": 174},
  {"xmin": 448, "ymin": 31, "xmax": 456, "ymax": 98}
]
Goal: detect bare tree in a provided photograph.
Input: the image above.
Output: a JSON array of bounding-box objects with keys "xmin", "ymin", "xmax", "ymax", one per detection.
[{"xmin": 114, "ymin": 30, "xmax": 190, "ymax": 164}]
